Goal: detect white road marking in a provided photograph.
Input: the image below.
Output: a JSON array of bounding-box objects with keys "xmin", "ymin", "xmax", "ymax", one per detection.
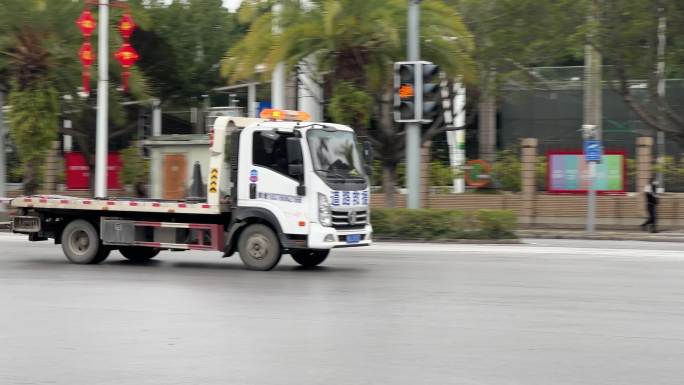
[{"xmin": 363, "ymin": 242, "xmax": 684, "ymax": 260}]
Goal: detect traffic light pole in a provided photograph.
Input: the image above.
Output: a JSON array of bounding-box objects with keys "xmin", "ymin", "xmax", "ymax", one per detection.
[
  {"xmin": 406, "ymin": 0, "xmax": 421, "ymax": 208},
  {"xmin": 583, "ymin": 0, "xmax": 602, "ymax": 233},
  {"xmin": 95, "ymin": 0, "xmax": 109, "ymax": 198}
]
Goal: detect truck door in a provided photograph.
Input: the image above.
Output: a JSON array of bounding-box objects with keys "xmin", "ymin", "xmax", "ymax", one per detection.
[
  {"xmin": 241, "ymin": 130, "xmax": 306, "ymax": 234},
  {"xmin": 163, "ymin": 153, "xmax": 187, "ymax": 200}
]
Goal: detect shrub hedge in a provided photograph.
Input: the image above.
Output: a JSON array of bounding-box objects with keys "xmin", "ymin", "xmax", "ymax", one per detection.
[{"xmin": 371, "ymin": 208, "xmax": 517, "ymax": 240}]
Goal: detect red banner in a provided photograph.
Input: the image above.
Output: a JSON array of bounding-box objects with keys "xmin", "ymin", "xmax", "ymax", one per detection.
[{"xmin": 65, "ymin": 152, "xmax": 122, "ymax": 190}]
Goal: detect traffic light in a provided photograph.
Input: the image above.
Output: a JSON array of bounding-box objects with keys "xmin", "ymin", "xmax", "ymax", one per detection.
[
  {"xmin": 393, "ymin": 61, "xmax": 441, "ymax": 123},
  {"xmin": 420, "ymin": 63, "xmax": 440, "ymax": 122},
  {"xmin": 394, "ymin": 62, "xmax": 417, "ymax": 122}
]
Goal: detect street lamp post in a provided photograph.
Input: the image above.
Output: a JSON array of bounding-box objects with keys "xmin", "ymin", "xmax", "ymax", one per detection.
[
  {"xmin": 94, "ymin": 0, "xmax": 109, "ymax": 199},
  {"xmin": 271, "ymin": 3, "xmax": 285, "ymax": 109},
  {"xmin": 583, "ymin": 0, "xmax": 602, "ymax": 233}
]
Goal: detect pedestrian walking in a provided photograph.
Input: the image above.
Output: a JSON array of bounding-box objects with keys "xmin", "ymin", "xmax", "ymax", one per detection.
[{"xmin": 641, "ymin": 178, "xmax": 659, "ymax": 233}]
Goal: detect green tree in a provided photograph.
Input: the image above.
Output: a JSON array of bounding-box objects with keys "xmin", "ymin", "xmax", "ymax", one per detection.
[
  {"xmin": 0, "ymin": 1, "xmax": 82, "ymax": 194},
  {"xmin": 0, "ymin": 1, "xmax": 154, "ymax": 194},
  {"xmin": 223, "ymin": 0, "xmax": 474, "ymax": 206},
  {"xmin": 133, "ymin": 0, "xmax": 241, "ymax": 105},
  {"xmin": 597, "ymin": 0, "xmax": 684, "ymax": 140},
  {"xmin": 430, "ymin": 161, "xmax": 456, "ymax": 187},
  {"xmin": 327, "ymin": 81, "xmax": 373, "ymax": 129},
  {"xmin": 120, "ymin": 145, "xmax": 149, "ymax": 186},
  {"xmin": 491, "ymin": 147, "xmax": 522, "ymax": 192},
  {"xmin": 8, "ymin": 81, "xmax": 59, "ymax": 194},
  {"xmin": 453, "ymin": 0, "xmax": 584, "ymax": 160}
]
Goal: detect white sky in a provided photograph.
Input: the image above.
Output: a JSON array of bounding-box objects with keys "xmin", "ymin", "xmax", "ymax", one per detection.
[
  {"xmin": 162, "ymin": 0, "xmax": 243, "ymax": 12},
  {"xmin": 222, "ymin": 0, "xmax": 242, "ymax": 12}
]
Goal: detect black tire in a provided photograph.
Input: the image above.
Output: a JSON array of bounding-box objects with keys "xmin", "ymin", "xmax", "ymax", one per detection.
[
  {"xmin": 119, "ymin": 247, "xmax": 160, "ymax": 263},
  {"xmin": 290, "ymin": 249, "xmax": 330, "ymax": 267},
  {"xmin": 61, "ymin": 219, "xmax": 108, "ymax": 264},
  {"xmin": 237, "ymin": 224, "xmax": 282, "ymax": 271},
  {"xmin": 92, "ymin": 246, "xmax": 112, "ymax": 264}
]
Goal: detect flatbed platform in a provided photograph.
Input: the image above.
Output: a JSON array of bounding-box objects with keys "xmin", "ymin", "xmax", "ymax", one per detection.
[{"xmin": 11, "ymin": 195, "xmax": 224, "ymax": 215}]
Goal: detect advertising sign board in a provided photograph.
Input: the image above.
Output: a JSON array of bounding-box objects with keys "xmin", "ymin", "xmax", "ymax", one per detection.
[{"xmin": 547, "ymin": 150, "xmax": 625, "ymax": 194}]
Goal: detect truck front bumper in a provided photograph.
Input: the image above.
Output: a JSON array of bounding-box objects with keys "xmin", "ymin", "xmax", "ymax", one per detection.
[{"xmin": 307, "ymin": 223, "xmax": 372, "ymax": 249}]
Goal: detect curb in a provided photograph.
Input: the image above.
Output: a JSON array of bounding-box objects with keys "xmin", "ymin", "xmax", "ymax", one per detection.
[
  {"xmin": 517, "ymin": 231, "xmax": 684, "ymax": 243},
  {"xmin": 374, "ymin": 237, "xmax": 521, "ymax": 244}
]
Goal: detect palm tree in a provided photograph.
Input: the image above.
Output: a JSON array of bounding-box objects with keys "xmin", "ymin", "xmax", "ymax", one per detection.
[
  {"xmin": 1, "ymin": 0, "xmax": 151, "ymax": 194},
  {"xmin": 222, "ymin": 0, "xmax": 474, "ymax": 205},
  {"xmin": 0, "ymin": 1, "xmax": 82, "ymax": 194}
]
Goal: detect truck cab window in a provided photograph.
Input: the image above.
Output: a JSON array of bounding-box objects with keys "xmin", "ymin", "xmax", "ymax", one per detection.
[
  {"xmin": 253, "ymin": 131, "xmax": 297, "ymax": 179},
  {"xmin": 221, "ymin": 131, "xmax": 234, "ymax": 198}
]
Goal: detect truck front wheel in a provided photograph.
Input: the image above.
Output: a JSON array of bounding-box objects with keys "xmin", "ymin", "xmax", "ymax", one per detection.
[
  {"xmin": 238, "ymin": 224, "xmax": 282, "ymax": 271},
  {"xmin": 61, "ymin": 219, "xmax": 109, "ymax": 264},
  {"xmin": 290, "ymin": 249, "xmax": 330, "ymax": 267}
]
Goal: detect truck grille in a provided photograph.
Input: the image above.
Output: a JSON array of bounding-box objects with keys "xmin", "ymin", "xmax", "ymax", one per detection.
[{"xmin": 331, "ymin": 209, "xmax": 367, "ymax": 229}]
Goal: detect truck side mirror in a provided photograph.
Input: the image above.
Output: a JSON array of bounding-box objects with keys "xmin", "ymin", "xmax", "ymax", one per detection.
[{"xmin": 363, "ymin": 140, "xmax": 373, "ymax": 176}]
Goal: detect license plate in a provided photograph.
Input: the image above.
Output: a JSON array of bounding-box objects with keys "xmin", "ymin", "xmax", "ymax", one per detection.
[{"xmin": 346, "ymin": 234, "xmax": 361, "ymax": 244}]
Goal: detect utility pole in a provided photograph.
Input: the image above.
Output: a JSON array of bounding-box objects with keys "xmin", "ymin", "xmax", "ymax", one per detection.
[
  {"xmin": 94, "ymin": 0, "xmax": 109, "ymax": 198},
  {"xmin": 296, "ymin": 0, "xmax": 322, "ymax": 120},
  {"xmin": 583, "ymin": 0, "xmax": 602, "ymax": 233},
  {"xmin": 656, "ymin": 6, "xmax": 667, "ymax": 192},
  {"xmin": 271, "ymin": 3, "xmax": 286, "ymax": 109},
  {"xmin": 0, "ymin": 91, "xmax": 6, "ymax": 207},
  {"xmin": 406, "ymin": 0, "xmax": 421, "ymax": 208},
  {"xmin": 298, "ymin": 57, "xmax": 323, "ymax": 121},
  {"xmin": 152, "ymin": 98, "xmax": 162, "ymax": 137},
  {"xmin": 452, "ymin": 80, "xmax": 466, "ymax": 193}
]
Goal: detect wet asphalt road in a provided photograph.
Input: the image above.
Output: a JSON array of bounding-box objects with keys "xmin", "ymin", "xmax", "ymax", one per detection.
[{"xmin": 1, "ymin": 233, "xmax": 684, "ymax": 385}]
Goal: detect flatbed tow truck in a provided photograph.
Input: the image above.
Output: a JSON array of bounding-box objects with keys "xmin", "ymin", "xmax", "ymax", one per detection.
[{"xmin": 10, "ymin": 109, "xmax": 373, "ymax": 270}]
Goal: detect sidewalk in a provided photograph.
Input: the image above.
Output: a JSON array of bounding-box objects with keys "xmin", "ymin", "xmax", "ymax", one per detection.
[{"xmin": 518, "ymin": 229, "xmax": 684, "ymax": 242}]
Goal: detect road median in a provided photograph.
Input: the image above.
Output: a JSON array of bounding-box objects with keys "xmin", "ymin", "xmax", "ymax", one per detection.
[{"xmin": 372, "ymin": 208, "xmax": 518, "ymax": 241}]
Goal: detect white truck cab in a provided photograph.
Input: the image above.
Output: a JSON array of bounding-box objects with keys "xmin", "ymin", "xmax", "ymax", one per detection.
[{"xmin": 10, "ymin": 109, "xmax": 373, "ymax": 271}]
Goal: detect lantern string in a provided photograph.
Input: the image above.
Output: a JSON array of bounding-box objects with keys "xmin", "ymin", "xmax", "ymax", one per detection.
[
  {"xmin": 82, "ymin": 67, "xmax": 91, "ymax": 94},
  {"xmin": 122, "ymin": 71, "xmax": 130, "ymax": 92},
  {"xmin": 76, "ymin": 3, "xmax": 138, "ymax": 94}
]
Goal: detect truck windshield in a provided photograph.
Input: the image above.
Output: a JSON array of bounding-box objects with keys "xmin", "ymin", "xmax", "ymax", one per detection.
[{"xmin": 307, "ymin": 129, "xmax": 367, "ymax": 189}]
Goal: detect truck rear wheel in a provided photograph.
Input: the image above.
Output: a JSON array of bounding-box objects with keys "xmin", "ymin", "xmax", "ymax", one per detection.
[
  {"xmin": 119, "ymin": 247, "xmax": 160, "ymax": 263},
  {"xmin": 61, "ymin": 219, "xmax": 109, "ymax": 264},
  {"xmin": 290, "ymin": 249, "xmax": 330, "ymax": 267},
  {"xmin": 238, "ymin": 224, "xmax": 281, "ymax": 271}
]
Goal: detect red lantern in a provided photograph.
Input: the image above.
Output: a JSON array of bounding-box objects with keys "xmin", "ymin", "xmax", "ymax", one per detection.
[
  {"xmin": 115, "ymin": 43, "xmax": 139, "ymax": 68},
  {"xmin": 76, "ymin": 10, "xmax": 96, "ymax": 38},
  {"xmin": 118, "ymin": 13, "xmax": 136, "ymax": 40},
  {"xmin": 115, "ymin": 43, "xmax": 139, "ymax": 92},
  {"xmin": 78, "ymin": 41, "xmax": 95, "ymax": 93},
  {"xmin": 78, "ymin": 41, "xmax": 94, "ymax": 67}
]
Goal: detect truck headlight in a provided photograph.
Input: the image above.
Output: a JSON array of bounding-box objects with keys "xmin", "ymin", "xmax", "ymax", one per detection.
[{"xmin": 318, "ymin": 193, "xmax": 332, "ymax": 227}]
